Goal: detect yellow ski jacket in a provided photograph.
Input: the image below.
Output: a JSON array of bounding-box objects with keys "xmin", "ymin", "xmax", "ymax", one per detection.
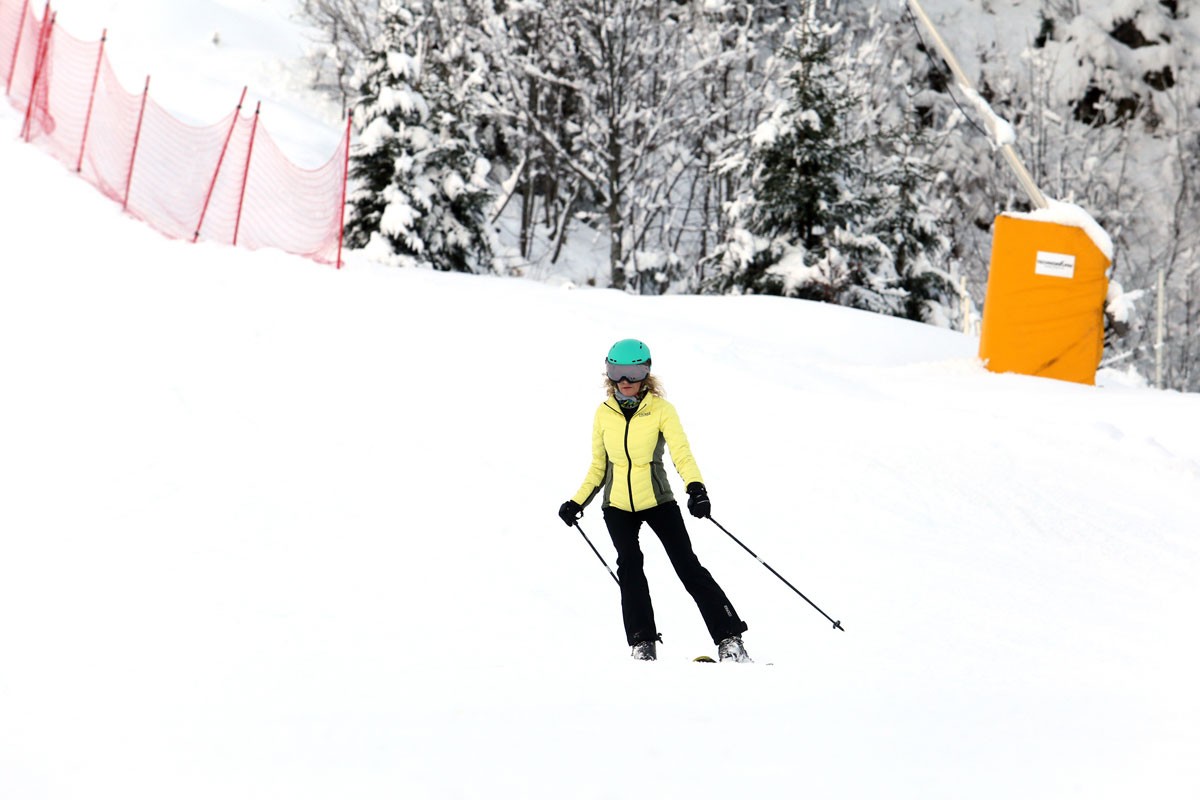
[{"xmin": 571, "ymin": 393, "xmax": 704, "ymax": 513}]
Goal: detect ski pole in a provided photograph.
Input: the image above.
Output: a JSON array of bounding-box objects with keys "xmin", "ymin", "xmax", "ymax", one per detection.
[
  {"xmin": 708, "ymin": 516, "xmax": 844, "ymax": 631},
  {"xmin": 574, "ymin": 521, "xmax": 620, "ymax": 588}
]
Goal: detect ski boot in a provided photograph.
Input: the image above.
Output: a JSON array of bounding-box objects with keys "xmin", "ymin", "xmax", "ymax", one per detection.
[
  {"xmin": 631, "ymin": 640, "xmax": 657, "ymax": 661},
  {"xmin": 717, "ymin": 635, "xmax": 753, "ymax": 663}
]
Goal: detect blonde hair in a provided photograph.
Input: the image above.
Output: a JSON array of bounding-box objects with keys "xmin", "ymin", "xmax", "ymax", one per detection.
[{"xmin": 605, "ymin": 372, "xmax": 664, "ymax": 398}]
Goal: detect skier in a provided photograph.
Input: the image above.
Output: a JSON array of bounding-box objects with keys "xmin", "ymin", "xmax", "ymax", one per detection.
[{"xmin": 558, "ymin": 339, "xmax": 751, "ymax": 663}]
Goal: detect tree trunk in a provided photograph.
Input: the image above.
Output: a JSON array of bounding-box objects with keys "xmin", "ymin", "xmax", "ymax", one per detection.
[{"xmin": 608, "ymin": 126, "xmax": 625, "ymax": 290}]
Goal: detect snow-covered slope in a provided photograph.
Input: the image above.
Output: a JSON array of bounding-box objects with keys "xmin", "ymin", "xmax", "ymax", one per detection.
[{"xmin": 2, "ymin": 3, "xmax": 1199, "ymax": 799}]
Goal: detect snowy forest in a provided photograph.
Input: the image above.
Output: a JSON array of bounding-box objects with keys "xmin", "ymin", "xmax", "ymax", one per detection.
[{"xmin": 299, "ymin": 0, "xmax": 1200, "ymax": 392}]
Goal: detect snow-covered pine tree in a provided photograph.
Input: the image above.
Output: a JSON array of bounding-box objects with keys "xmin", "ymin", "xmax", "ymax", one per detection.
[
  {"xmin": 344, "ymin": 0, "xmax": 493, "ymax": 272},
  {"xmin": 867, "ymin": 120, "xmax": 958, "ymax": 325},
  {"xmin": 852, "ymin": 10, "xmax": 960, "ymax": 325},
  {"xmin": 711, "ymin": 18, "xmax": 865, "ymax": 301},
  {"xmin": 685, "ymin": 1, "xmax": 792, "ymax": 290},
  {"xmin": 712, "ymin": 10, "xmax": 953, "ymax": 322}
]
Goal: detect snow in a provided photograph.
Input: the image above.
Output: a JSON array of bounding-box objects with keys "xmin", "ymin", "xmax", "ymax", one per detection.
[
  {"xmin": 3, "ymin": 2, "xmax": 1200, "ymax": 799},
  {"xmin": 752, "ymin": 115, "xmax": 782, "ymax": 147},
  {"xmin": 377, "ymin": 84, "xmax": 426, "ymax": 118},
  {"xmin": 1107, "ymin": 280, "xmax": 1143, "ymax": 325},
  {"xmin": 442, "ymin": 171, "xmax": 465, "ymax": 200},
  {"xmin": 959, "ymin": 85, "xmax": 1017, "ymax": 148},
  {"xmin": 358, "ymin": 116, "xmax": 395, "ymax": 151},
  {"xmin": 768, "ymin": 241, "xmax": 820, "ymax": 293},
  {"xmin": 379, "ymin": 191, "xmax": 419, "ymax": 240},
  {"xmin": 1006, "ymin": 199, "xmax": 1117, "ymax": 261},
  {"xmin": 387, "ymin": 51, "xmax": 421, "ymax": 82}
]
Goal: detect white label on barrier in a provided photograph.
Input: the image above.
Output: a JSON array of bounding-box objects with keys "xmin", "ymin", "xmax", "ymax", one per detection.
[{"xmin": 1035, "ymin": 251, "xmax": 1076, "ymax": 279}]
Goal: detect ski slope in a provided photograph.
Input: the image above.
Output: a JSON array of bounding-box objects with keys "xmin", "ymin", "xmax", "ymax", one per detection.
[{"xmin": 3, "ymin": 2, "xmax": 1200, "ymax": 798}]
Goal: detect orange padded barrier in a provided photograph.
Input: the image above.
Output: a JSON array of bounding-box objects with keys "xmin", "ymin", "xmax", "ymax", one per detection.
[{"xmin": 978, "ymin": 214, "xmax": 1111, "ymax": 385}]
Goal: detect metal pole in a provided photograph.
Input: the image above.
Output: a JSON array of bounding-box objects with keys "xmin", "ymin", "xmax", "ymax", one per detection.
[
  {"xmin": 906, "ymin": 0, "xmax": 1049, "ymax": 210},
  {"xmin": 233, "ymin": 101, "xmax": 261, "ymax": 247},
  {"xmin": 1156, "ymin": 268, "xmax": 1166, "ymax": 389},
  {"xmin": 194, "ymin": 86, "xmax": 248, "ymax": 242},
  {"xmin": 122, "ymin": 76, "xmax": 150, "ymax": 211},
  {"xmin": 573, "ymin": 522, "xmax": 620, "ymax": 587},
  {"xmin": 708, "ymin": 517, "xmax": 844, "ymax": 631},
  {"xmin": 20, "ymin": 4, "xmax": 53, "ymax": 142},
  {"xmin": 76, "ymin": 29, "xmax": 107, "ymax": 173}
]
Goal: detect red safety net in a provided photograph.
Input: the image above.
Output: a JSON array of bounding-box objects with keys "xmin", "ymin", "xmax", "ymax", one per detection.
[{"xmin": 1, "ymin": 0, "xmax": 349, "ymax": 267}]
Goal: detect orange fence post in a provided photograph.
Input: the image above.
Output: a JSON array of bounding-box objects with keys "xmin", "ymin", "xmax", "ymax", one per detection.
[
  {"xmin": 233, "ymin": 101, "xmax": 261, "ymax": 247},
  {"xmin": 75, "ymin": 28, "xmax": 106, "ymax": 172},
  {"xmin": 194, "ymin": 86, "xmax": 248, "ymax": 242},
  {"xmin": 122, "ymin": 75, "xmax": 150, "ymax": 211},
  {"xmin": 20, "ymin": 4, "xmax": 52, "ymax": 141}
]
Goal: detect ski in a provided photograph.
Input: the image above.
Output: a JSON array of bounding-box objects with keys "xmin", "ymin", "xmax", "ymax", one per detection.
[{"xmin": 693, "ymin": 654, "xmax": 772, "ymax": 665}]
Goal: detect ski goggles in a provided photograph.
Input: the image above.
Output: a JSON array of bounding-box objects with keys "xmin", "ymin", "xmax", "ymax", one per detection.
[{"xmin": 606, "ymin": 362, "xmax": 650, "ymax": 383}]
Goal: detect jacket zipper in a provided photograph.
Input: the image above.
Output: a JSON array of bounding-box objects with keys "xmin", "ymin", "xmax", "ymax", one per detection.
[
  {"xmin": 622, "ymin": 412, "xmax": 635, "ymax": 512},
  {"xmin": 607, "ymin": 399, "xmax": 638, "ymax": 513}
]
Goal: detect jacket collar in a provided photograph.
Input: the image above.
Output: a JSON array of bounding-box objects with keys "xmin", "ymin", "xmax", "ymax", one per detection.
[{"xmin": 605, "ymin": 392, "xmax": 652, "ymax": 414}]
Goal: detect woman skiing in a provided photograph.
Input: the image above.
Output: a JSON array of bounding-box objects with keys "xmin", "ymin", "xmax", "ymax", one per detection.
[{"xmin": 558, "ymin": 339, "xmax": 751, "ymax": 662}]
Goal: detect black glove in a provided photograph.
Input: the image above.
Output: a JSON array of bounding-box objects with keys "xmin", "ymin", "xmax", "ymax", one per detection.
[
  {"xmin": 558, "ymin": 500, "xmax": 583, "ymax": 526},
  {"xmin": 686, "ymin": 483, "xmax": 711, "ymax": 519}
]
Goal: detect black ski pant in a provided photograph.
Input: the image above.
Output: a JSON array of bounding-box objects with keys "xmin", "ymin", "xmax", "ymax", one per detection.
[{"xmin": 603, "ymin": 501, "xmax": 748, "ymax": 647}]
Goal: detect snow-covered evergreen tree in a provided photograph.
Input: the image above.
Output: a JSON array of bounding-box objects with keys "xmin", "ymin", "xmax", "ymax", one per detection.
[
  {"xmin": 344, "ymin": 0, "xmax": 493, "ymax": 272},
  {"xmin": 853, "ymin": 9, "xmax": 961, "ymax": 326},
  {"xmin": 685, "ymin": 1, "xmax": 793, "ymax": 290},
  {"xmin": 712, "ymin": 11, "xmax": 955, "ymax": 323}
]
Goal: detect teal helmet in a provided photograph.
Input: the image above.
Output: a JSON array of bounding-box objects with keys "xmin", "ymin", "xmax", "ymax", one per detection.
[{"xmin": 606, "ymin": 339, "xmax": 651, "ymax": 367}]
